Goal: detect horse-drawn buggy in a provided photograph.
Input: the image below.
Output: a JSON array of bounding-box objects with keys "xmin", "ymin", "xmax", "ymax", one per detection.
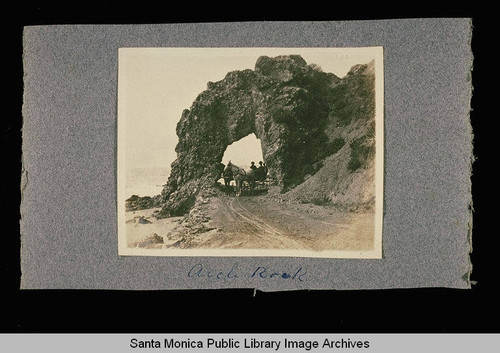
[{"xmin": 219, "ymin": 161, "xmax": 270, "ymax": 196}]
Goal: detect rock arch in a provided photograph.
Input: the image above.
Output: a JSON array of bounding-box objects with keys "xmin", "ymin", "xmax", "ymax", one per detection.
[{"xmin": 158, "ymin": 55, "xmax": 369, "ymax": 217}]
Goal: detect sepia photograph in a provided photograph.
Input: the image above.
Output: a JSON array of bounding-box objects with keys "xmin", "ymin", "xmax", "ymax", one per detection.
[{"xmin": 117, "ymin": 47, "xmax": 384, "ymax": 258}]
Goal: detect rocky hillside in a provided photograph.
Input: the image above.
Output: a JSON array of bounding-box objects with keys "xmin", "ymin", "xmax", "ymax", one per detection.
[
  {"xmin": 284, "ymin": 61, "xmax": 376, "ymax": 210},
  {"xmin": 156, "ymin": 55, "xmax": 376, "ymax": 217}
]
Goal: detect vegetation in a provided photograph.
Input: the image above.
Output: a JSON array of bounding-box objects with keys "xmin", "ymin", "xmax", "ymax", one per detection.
[{"xmin": 348, "ymin": 136, "xmax": 375, "ymax": 172}]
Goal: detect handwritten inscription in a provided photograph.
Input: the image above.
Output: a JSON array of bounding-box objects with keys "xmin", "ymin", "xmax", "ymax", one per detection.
[
  {"xmin": 187, "ymin": 263, "xmax": 239, "ymax": 280},
  {"xmin": 187, "ymin": 263, "xmax": 307, "ymax": 282}
]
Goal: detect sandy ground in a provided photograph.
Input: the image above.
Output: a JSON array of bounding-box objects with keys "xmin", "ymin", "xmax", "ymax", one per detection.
[{"xmin": 124, "ymin": 191, "xmax": 374, "ymax": 252}]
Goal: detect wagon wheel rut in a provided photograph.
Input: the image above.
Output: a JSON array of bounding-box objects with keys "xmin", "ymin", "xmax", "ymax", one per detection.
[{"xmin": 227, "ymin": 197, "xmax": 307, "ymax": 250}]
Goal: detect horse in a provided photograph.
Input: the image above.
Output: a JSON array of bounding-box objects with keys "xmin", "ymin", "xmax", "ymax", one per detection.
[
  {"xmin": 222, "ymin": 166, "xmax": 234, "ymax": 191},
  {"xmin": 224, "ymin": 161, "xmax": 256, "ymax": 197},
  {"xmin": 215, "ymin": 162, "xmax": 226, "ymax": 183}
]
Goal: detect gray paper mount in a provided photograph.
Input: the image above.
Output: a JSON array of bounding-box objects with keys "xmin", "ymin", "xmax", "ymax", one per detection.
[{"xmin": 21, "ymin": 19, "xmax": 473, "ymax": 290}]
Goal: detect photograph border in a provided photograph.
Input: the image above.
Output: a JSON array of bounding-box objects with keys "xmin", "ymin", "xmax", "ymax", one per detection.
[{"xmin": 117, "ymin": 47, "xmax": 384, "ymax": 259}]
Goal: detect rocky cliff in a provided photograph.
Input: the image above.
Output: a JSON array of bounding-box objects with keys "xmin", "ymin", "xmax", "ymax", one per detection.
[{"xmin": 157, "ymin": 55, "xmax": 376, "ymax": 217}]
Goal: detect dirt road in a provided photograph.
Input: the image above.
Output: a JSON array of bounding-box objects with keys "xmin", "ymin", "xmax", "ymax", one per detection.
[
  {"xmin": 203, "ymin": 195, "xmax": 375, "ymax": 251},
  {"xmin": 124, "ymin": 193, "xmax": 375, "ymax": 252}
]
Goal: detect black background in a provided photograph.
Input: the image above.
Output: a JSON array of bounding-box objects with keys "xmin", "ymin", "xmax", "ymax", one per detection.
[{"xmin": 4, "ymin": 1, "xmax": 495, "ymax": 333}]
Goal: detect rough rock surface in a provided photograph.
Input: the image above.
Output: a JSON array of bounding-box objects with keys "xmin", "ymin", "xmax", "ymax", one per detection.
[{"xmin": 157, "ymin": 55, "xmax": 376, "ymax": 217}]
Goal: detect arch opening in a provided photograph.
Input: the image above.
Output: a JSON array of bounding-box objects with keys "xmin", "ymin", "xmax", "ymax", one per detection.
[
  {"xmin": 217, "ymin": 133, "xmax": 266, "ymax": 188},
  {"xmin": 221, "ymin": 133, "xmax": 264, "ymax": 170}
]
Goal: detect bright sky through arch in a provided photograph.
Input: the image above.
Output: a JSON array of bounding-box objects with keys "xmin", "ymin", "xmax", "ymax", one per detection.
[{"xmin": 222, "ymin": 133, "xmax": 264, "ymax": 170}]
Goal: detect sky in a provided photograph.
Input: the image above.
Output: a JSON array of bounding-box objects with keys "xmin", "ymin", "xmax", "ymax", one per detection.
[
  {"xmin": 222, "ymin": 133, "xmax": 263, "ymax": 170},
  {"xmin": 117, "ymin": 47, "xmax": 379, "ymax": 176}
]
